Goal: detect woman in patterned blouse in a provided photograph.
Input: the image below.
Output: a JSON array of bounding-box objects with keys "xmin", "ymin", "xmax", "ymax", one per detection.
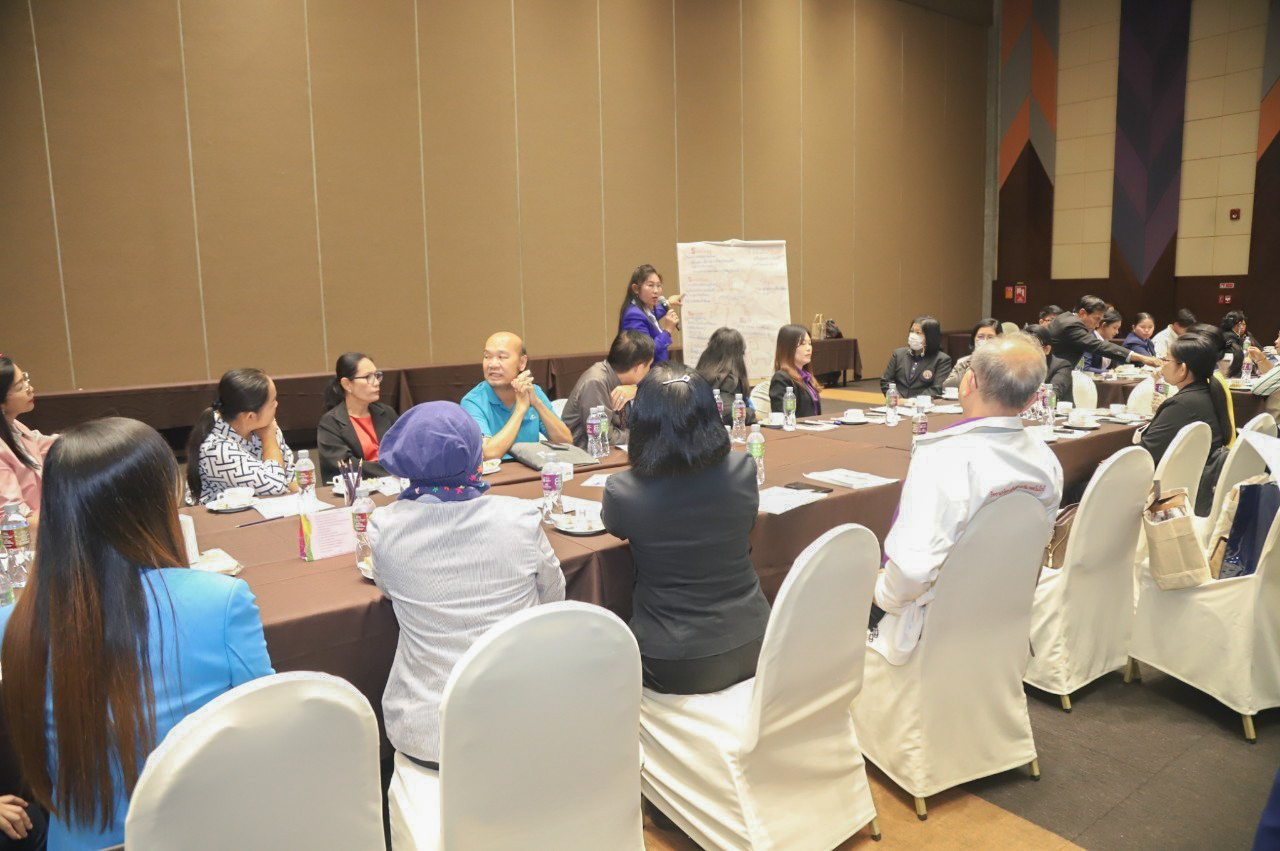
[{"xmin": 186, "ymin": 368, "xmax": 299, "ymax": 505}]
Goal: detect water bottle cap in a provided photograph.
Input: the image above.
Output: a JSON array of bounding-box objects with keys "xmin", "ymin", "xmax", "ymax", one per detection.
[
  {"xmin": 298, "ymin": 450, "xmax": 310, "ymax": 459},
  {"xmin": 751, "ymin": 423, "xmax": 761, "ymax": 432},
  {"xmin": 355, "ymin": 486, "xmax": 371, "ymax": 498},
  {"xmin": 735, "ymin": 393, "xmax": 743, "ymax": 400}
]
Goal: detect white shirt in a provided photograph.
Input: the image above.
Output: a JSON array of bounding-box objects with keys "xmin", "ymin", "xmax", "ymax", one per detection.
[
  {"xmin": 871, "ymin": 417, "xmax": 1063, "ymax": 665},
  {"xmin": 1152, "ymin": 326, "xmax": 1178, "ymax": 360},
  {"xmin": 367, "ymin": 494, "xmax": 565, "ymax": 762},
  {"xmin": 196, "ymin": 413, "xmax": 295, "ymax": 504}
]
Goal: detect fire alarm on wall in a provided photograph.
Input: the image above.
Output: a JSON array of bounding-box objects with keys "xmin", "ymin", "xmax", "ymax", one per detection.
[
  {"xmin": 1220, "ymin": 295, "xmax": 1233, "ymax": 304},
  {"xmin": 1230, "ymin": 208, "xmax": 1241, "ymax": 221}
]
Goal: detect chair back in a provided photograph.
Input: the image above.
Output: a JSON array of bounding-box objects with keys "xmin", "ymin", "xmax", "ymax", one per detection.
[
  {"xmin": 125, "ymin": 672, "xmax": 385, "ymax": 851},
  {"xmin": 1242, "ymin": 412, "xmax": 1278, "ymax": 437},
  {"xmin": 1056, "ymin": 447, "xmax": 1154, "ymax": 672},
  {"xmin": 1072, "ymin": 371, "xmax": 1098, "ymax": 409},
  {"xmin": 1154, "ymin": 421, "xmax": 1212, "ymax": 508},
  {"xmin": 1127, "ymin": 377, "xmax": 1155, "ymax": 415},
  {"xmin": 750, "ymin": 380, "xmax": 772, "ymax": 415},
  {"xmin": 1204, "ymin": 433, "xmax": 1269, "ymax": 534},
  {"xmin": 915, "ymin": 492, "xmax": 1049, "ymax": 744},
  {"xmin": 551, "ymin": 398, "xmax": 568, "ymax": 417},
  {"xmin": 438, "ymin": 602, "xmax": 642, "ymax": 850},
  {"xmin": 1001, "ymin": 321, "xmax": 1021, "ymax": 335},
  {"xmin": 744, "ymin": 524, "xmax": 879, "ymax": 751}
]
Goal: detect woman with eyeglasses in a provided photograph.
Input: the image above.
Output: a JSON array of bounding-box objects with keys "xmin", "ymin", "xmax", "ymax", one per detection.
[
  {"xmin": 601, "ymin": 363, "xmax": 769, "ymax": 694},
  {"xmin": 0, "ymin": 355, "xmax": 57, "ymax": 535},
  {"xmin": 317, "ymin": 352, "xmax": 399, "ymax": 481},
  {"xmin": 618, "ymin": 264, "xmax": 683, "ymax": 363}
]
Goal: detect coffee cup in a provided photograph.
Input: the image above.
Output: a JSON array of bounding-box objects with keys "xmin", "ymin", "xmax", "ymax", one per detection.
[
  {"xmin": 914, "ymin": 396, "xmax": 932, "ymax": 411},
  {"xmin": 1056, "ymin": 401, "xmax": 1073, "ymax": 415},
  {"xmin": 222, "ymin": 486, "xmax": 255, "ymax": 508},
  {"xmin": 769, "ymin": 412, "xmax": 785, "ymax": 426},
  {"xmin": 843, "ymin": 409, "xmax": 867, "ymax": 422},
  {"xmin": 1109, "ymin": 404, "xmax": 1125, "ymax": 415}
]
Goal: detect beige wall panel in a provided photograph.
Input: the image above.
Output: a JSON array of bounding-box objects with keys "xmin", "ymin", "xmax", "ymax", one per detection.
[
  {"xmin": 307, "ymin": 0, "xmax": 429, "ymax": 367},
  {"xmin": 514, "ymin": 0, "xmax": 605, "ymax": 357},
  {"xmin": 675, "ymin": 0, "xmax": 744, "ymax": 245},
  {"xmin": 0, "ymin": 8, "xmax": 72, "ymax": 390},
  {"xmin": 940, "ymin": 17, "xmax": 988, "ymax": 327},
  {"xmin": 182, "ymin": 0, "xmax": 325, "ymax": 378},
  {"xmin": 599, "ymin": 0, "xmax": 678, "ymax": 345},
  {"xmin": 32, "ymin": 0, "xmax": 205, "ymax": 388},
  {"xmin": 743, "ymin": 0, "xmax": 804, "ymax": 323},
  {"xmin": 800, "ymin": 0, "xmax": 857, "ymax": 336},
  {"xmin": 854, "ymin": 0, "xmax": 906, "ymax": 372},
  {"xmin": 419, "ymin": 0, "xmax": 524, "ymax": 362}
]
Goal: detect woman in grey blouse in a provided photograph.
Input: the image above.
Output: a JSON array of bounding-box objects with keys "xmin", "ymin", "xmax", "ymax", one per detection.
[{"xmin": 367, "ymin": 402, "xmax": 565, "ymax": 769}]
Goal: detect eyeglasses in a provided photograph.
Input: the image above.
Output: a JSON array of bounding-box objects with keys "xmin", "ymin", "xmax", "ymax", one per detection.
[
  {"xmin": 8, "ymin": 373, "xmax": 31, "ymax": 394},
  {"xmin": 660, "ymin": 374, "xmax": 691, "ymax": 386},
  {"xmin": 353, "ymin": 371, "xmax": 384, "ymax": 385}
]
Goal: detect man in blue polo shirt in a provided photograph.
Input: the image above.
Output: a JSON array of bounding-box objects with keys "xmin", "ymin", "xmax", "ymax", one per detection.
[{"xmin": 461, "ymin": 331, "xmax": 573, "ymax": 460}]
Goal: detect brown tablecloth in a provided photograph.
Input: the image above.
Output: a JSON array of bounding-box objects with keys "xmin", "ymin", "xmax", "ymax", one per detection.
[{"xmin": 1092, "ymin": 379, "xmax": 1265, "ymax": 423}]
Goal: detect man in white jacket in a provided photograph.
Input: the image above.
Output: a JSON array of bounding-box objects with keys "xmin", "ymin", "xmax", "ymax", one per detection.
[{"xmin": 870, "ymin": 333, "xmax": 1064, "ymax": 665}]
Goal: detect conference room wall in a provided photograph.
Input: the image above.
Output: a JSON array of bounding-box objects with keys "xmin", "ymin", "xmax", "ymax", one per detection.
[{"xmin": 0, "ymin": 0, "xmax": 987, "ymax": 393}]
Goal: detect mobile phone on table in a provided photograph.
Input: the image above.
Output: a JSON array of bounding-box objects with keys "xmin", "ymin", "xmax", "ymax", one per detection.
[{"xmin": 784, "ymin": 482, "xmax": 833, "ymax": 494}]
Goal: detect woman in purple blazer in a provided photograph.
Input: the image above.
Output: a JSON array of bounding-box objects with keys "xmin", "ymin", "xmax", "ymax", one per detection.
[{"xmin": 618, "ymin": 264, "xmax": 683, "ymax": 362}]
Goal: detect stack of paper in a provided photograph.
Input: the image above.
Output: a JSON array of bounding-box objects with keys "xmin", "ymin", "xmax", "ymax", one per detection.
[
  {"xmin": 253, "ymin": 494, "xmax": 335, "ymax": 520},
  {"xmin": 757, "ymin": 486, "xmax": 828, "ymax": 514},
  {"xmin": 803, "ymin": 469, "xmax": 899, "ymax": 490},
  {"xmin": 793, "ymin": 422, "xmax": 838, "ymax": 432}
]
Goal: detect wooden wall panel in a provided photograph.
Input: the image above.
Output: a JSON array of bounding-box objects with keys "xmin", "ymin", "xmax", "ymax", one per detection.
[
  {"xmin": 675, "ymin": 0, "xmax": 744, "ymax": 245},
  {"xmin": 182, "ymin": 0, "xmax": 324, "ymax": 377},
  {"xmin": 307, "ymin": 0, "xmax": 430, "ymax": 367},
  {"xmin": 419, "ymin": 0, "xmax": 523, "ymax": 362},
  {"xmin": 599, "ymin": 0, "xmax": 678, "ymax": 345},
  {"xmin": 32, "ymin": 0, "xmax": 205, "ymax": 388},
  {"xmin": 801, "ymin": 0, "xmax": 857, "ymax": 338},
  {"xmin": 744, "ymin": 0, "xmax": 805, "ymax": 322},
  {"xmin": 0, "ymin": 6, "xmax": 72, "ymax": 390},
  {"xmin": 514, "ymin": 0, "xmax": 605, "ymax": 356},
  {"xmin": 942, "ymin": 17, "xmax": 990, "ymax": 326},
  {"xmin": 854, "ymin": 0, "xmax": 906, "ymax": 371}
]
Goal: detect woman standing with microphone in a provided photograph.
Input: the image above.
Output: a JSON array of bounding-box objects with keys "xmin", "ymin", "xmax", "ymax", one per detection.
[{"xmin": 618, "ymin": 264, "xmax": 682, "ymax": 362}]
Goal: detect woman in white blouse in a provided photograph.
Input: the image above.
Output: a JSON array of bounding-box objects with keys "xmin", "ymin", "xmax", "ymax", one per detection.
[{"xmin": 186, "ymin": 368, "xmax": 299, "ymax": 504}]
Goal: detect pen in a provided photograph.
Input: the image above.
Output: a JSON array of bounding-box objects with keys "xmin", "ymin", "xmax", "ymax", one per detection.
[{"xmin": 236, "ymin": 516, "xmax": 286, "ymax": 528}]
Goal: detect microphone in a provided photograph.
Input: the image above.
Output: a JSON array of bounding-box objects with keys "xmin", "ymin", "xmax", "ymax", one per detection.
[{"xmin": 658, "ymin": 296, "xmax": 680, "ymax": 331}]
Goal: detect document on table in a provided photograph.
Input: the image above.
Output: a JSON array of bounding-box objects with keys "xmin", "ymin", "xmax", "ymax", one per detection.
[
  {"xmin": 869, "ymin": 406, "xmax": 917, "ymax": 416},
  {"xmin": 929, "ymin": 404, "xmax": 963, "ymax": 414},
  {"xmin": 253, "ymin": 494, "xmax": 335, "ymax": 520},
  {"xmin": 581, "ymin": 473, "xmax": 613, "ymax": 487},
  {"xmin": 757, "ymin": 486, "xmax": 828, "ymax": 514},
  {"xmin": 803, "ymin": 469, "xmax": 900, "ymax": 490}
]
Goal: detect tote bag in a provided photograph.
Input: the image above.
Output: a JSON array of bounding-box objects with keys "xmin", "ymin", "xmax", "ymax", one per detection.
[{"xmin": 1143, "ymin": 487, "xmax": 1211, "ymax": 590}]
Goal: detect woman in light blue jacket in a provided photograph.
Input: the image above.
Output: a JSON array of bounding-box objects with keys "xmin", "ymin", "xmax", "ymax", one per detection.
[{"xmin": 0, "ymin": 417, "xmax": 273, "ymax": 851}]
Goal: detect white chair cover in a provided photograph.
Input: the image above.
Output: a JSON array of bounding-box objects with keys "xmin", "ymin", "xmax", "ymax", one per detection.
[
  {"xmin": 1025, "ymin": 447, "xmax": 1154, "ymax": 700},
  {"xmin": 1001, "ymin": 321, "xmax": 1021, "ymax": 335},
  {"xmin": 639, "ymin": 524, "xmax": 881, "ymax": 850},
  {"xmin": 124, "ymin": 672, "xmax": 385, "ymax": 851},
  {"xmin": 1072, "ymin": 371, "xmax": 1098, "ymax": 410},
  {"xmin": 750, "ymin": 380, "xmax": 772, "ymax": 416},
  {"xmin": 1153, "ymin": 421, "xmax": 1212, "ymax": 509},
  {"xmin": 389, "ymin": 602, "xmax": 643, "ymax": 851},
  {"xmin": 1196, "ymin": 427, "xmax": 1269, "ymax": 545},
  {"xmin": 1243, "ymin": 412, "xmax": 1278, "ymax": 438},
  {"xmin": 1131, "ymin": 505, "xmax": 1280, "ymax": 721},
  {"xmin": 1126, "ymin": 376, "xmax": 1155, "ymax": 415},
  {"xmin": 551, "ymin": 398, "xmax": 568, "ymax": 417},
  {"xmin": 851, "ymin": 492, "xmax": 1050, "ymax": 800}
]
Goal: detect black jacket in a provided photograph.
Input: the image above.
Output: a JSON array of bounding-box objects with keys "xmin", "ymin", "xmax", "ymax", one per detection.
[
  {"xmin": 1049, "ymin": 313, "xmax": 1135, "ymax": 367},
  {"xmin": 880, "ymin": 348, "xmax": 953, "ymax": 398},
  {"xmin": 1223, "ymin": 331, "xmax": 1245, "ymax": 378},
  {"xmin": 1046, "ymin": 356, "xmax": 1074, "ymax": 405},
  {"xmin": 317, "ymin": 401, "xmax": 399, "ymax": 481},
  {"xmin": 705, "ymin": 374, "xmax": 757, "ymax": 426},
  {"xmin": 769, "ymin": 371, "xmax": 821, "ymax": 417},
  {"xmin": 1139, "ymin": 382, "xmax": 1225, "ymax": 467},
  {"xmin": 601, "ymin": 452, "xmax": 769, "ymax": 660}
]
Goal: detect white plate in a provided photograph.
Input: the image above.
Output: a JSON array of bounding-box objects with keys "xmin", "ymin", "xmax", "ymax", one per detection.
[
  {"xmin": 550, "ymin": 514, "xmax": 607, "ymax": 536},
  {"xmin": 206, "ymin": 499, "xmax": 255, "ymax": 513}
]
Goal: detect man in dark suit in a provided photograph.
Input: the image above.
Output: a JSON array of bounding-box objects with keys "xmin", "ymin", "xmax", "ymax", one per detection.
[{"xmin": 1048, "ymin": 295, "xmax": 1162, "ymax": 369}]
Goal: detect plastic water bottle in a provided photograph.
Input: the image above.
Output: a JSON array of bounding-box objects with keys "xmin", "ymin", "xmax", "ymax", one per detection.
[
  {"xmin": 713, "ymin": 388, "xmax": 724, "ymax": 419},
  {"xmin": 586, "ymin": 408, "xmax": 603, "ymax": 459},
  {"xmin": 747, "ymin": 424, "xmax": 766, "ymax": 485},
  {"xmin": 295, "ymin": 450, "xmax": 316, "ymax": 503},
  {"xmin": 540, "ymin": 462, "xmax": 565, "ymax": 522},
  {"xmin": 350, "ymin": 486, "xmax": 375, "ymax": 575},
  {"xmin": 1041, "ymin": 383, "xmax": 1057, "ymax": 427},
  {"xmin": 782, "ymin": 387, "xmax": 797, "ymax": 431},
  {"xmin": 1, "ymin": 504, "xmax": 31, "ymax": 593},
  {"xmin": 1154, "ymin": 373, "xmax": 1166, "ymax": 400},
  {"xmin": 1243, "ymin": 358, "xmax": 1254, "ymax": 382},
  {"xmin": 885, "ymin": 383, "xmax": 901, "ymax": 427},
  {"xmin": 911, "ymin": 408, "xmax": 928, "ymax": 453},
  {"xmin": 596, "ymin": 406, "xmax": 611, "ymax": 454},
  {"xmin": 731, "ymin": 393, "xmax": 748, "ymax": 443},
  {"xmin": 0, "ymin": 559, "xmax": 13, "ymax": 607}
]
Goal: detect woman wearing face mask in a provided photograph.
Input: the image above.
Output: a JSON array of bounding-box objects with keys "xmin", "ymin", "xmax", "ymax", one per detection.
[
  {"xmin": 880, "ymin": 316, "xmax": 952, "ymax": 399},
  {"xmin": 1137, "ymin": 331, "xmax": 1231, "ymax": 467},
  {"xmin": 944, "ymin": 318, "xmax": 1000, "ymax": 389},
  {"xmin": 768, "ymin": 325, "xmax": 822, "ymax": 417},
  {"xmin": 317, "ymin": 351, "xmax": 399, "ymax": 481},
  {"xmin": 1122, "ymin": 312, "xmax": 1157, "ymax": 357},
  {"xmin": 1023, "ymin": 325, "xmax": 1074, "ymax": 404}
]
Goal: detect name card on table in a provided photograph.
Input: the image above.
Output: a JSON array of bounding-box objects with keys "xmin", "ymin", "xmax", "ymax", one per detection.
[{"xmin": 298, "ymin": 507, "xmax": 356, "ymax": 562}]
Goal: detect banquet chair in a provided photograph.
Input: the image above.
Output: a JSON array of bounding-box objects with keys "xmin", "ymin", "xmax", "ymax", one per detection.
[
  {"xmin": 389, "ymin": 602, "xmax": 642, "ymax": 851},
  {"xmin": 1126, "ymin": 376, "xmax": 1155, "ymax": 415},
  {"xmin": 1153, "ymin": 421, "xmax": 1212, "ymax": 511},
  {"xmin": 750, "ymin": 380, "xmax": 772, "ymax": 416},
  {"xmin": 1072, "ymin": 371, "xmax": 1098, "ymax": 410},
  {"xmin": 1001, "ymin": 321, "xmax": 1021, "ymax": 335},
  {"xmin": 1195, "ymin": 421, "xmax": 1271, "ymax": 546},
  {"xmin": 851, "ymin": 492, "xmax": 1050, "ymax": 820},
  {"xmin": 551, "ymin": 398, "xmax": 568, "ymax": 417},
  {"xmin": 639, "ymin": 524, "xmax": 882, "ymax": 850},
  {"xmin": 1244, "ymin": 412, "xmax": 1279, "ymax": 438},
  {"xmin": 1129, "ymin": 502, "xmax": 1280, "ymax": 742},
  {"xmin": 1024, "ymin": 447, "xmax": 1154, "ymax": 711},
  {"xmin": 124, "ymin": 672, "xmax": 385, "ymax": 851}
]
